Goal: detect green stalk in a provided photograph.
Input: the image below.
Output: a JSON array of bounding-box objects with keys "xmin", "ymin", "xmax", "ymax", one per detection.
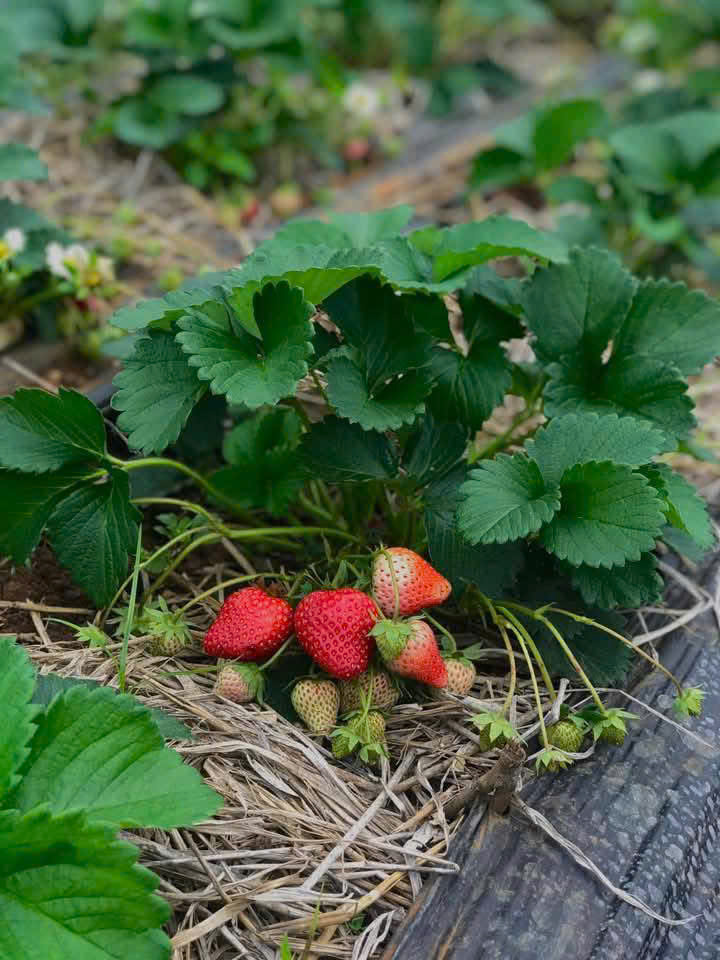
[
  {"xmin": 423, "ymin": 610, "xmax": 456, "ymax": 655},
  {"xmin": 535, "ymin": 614, "xmax": 606, "ymax": 714},
  {"xmin": 552, "ymin": 607, "xmax": 684, "ymax": 696},
  {"xmin": 132, "ymin": 497, "xmax": 223, "ymax": 529},
  {"xmin": 119, "ymin": 523, "xmax": 143, "ymax": 692},
  {"xmin": 496, "ymin": 618, "xmax": 518, "ymax": 717},
  {"xmin": 497, "ymin": 606, "xmax": 557, "ymax": 699},
  {"xmin": 506, "ymin": 619, "xmax": 549, "ymax": 749},
  {"xmin": 179, "ymin": 573, "xmax": 284, "ymax": 613}
]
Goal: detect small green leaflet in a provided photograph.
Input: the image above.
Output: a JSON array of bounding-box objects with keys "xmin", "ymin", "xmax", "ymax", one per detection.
[
  {"xmin": 613, "ymin": 279, "xmax": 720, "ymax": 376},
  {"xmin": 112, "ymin": 331, "xmax": 208, "ymax": 454},
  {"xmin": 327, "ymin": 206, "xmax": 415, "ymax": 246},
  {"xmin": 0, "ymin": 807, "xmax": 171, "ymax": 960},
  {"xmin": 146, "ymin": 74, "xmax": 224, "ymax": 116},
  {"xmin": 0, "ymin": 142, "xmax": 48, "ymax": 181},
  {"xmin": 424, "ymin": 467, "xmax": 525, "ymax": 596},
  {"xmin": 12, "ymin": 685, "xmax": 220, "ymax": 828},
  {"xmin": 47, "ymin": 470, "xmax": 141, "ymax": 606},
  {"xmin": 458, "ymin": 454, "xmax": 560, "ymax": 545},
  {"xmin": 0, "ymin": 388, "xmax": 107, "ymax": 472},
  {"xmin": 325, "ymin": 351, "xmax": 431, "ymax": 432},
  {"xmin": 410, "ymin": 216, "xmax": 568, "ymax": 280},
  {"xmin": 540, "ymin": 461, "xmax": 666, "ymax": 568},
  {"xmin": 0, "ymin": 637, "xmax": 38, "ymax": 800},
  {"xmin": 402, "ymin": 415, "xmax": 469, "ymax": 488},
  {"xmin": 210, "ymin": 408, "xmax": 305, "ymax": 514},
  {"xmin": 0, "ymin": 466, "xmax": 91, "ymax": 564},
  {"xmin": 533, "ymin": 98, "xmax": 607, "ymax": 171},
  {"xmin": 650, "ymin": 464, "xmax": 715, "ymax": 549},
  {"xmin": 523, "ymin": 246, "xmax": 635, "ymax": 363},
  {"xmin": 544, "ymin": 355, "xmax": 695, "ymax": 441},
  {"xmin": 427, "ymin": 342, "xmax": 512, "ymax": 430},
  {"xmin": 299, "ymin": 417, "xmax": 398, "ymax": 482},
  {"xmin": 569, "ymin": 554, "xmax": 663, "ymax": 609},
  {"xmin": 526, "ymin": 412, "xmax": 670, "ymax": 486},
  {"xmin": 176, "ymin": 282, "xmax": 314, "ymax": 407}
]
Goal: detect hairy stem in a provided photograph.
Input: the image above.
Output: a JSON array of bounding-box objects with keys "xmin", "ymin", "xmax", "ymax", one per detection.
[
  {"xmin": 497, "ymin": 606, "xmax": 557, "ymax": 699},
  {"xmin": 506, "ymin": 619, "xmax": 549, "ymax": 749}
]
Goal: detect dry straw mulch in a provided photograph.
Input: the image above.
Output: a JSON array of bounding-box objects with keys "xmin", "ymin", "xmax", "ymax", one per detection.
[{"xmin": 2, "ymin": 536, "xmax": 716, "ymax": 960}]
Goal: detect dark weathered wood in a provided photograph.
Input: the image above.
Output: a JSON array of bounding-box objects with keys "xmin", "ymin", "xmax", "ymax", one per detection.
[{"xmin": 384, "ymin": 557, "xmax": 720, "ymax": 960}]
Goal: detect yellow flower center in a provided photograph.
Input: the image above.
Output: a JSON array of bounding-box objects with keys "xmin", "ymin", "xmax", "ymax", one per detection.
[
  {"xmin": 85, "ymin": 267, "xmax": 103, "ymax": 287},
  {"xmin": 0, "ymin": 241, "xmax": 11, "ymax": 262}
]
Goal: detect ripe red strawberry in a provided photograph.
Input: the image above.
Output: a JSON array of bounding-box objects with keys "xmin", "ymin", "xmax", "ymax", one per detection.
[
  {"xmin": 291, "ymin": 679, "xmax": 339, "ymax": 734},
  {"xmin": 215, "ymin": 662, "xmax": 264, "ymax": 704},
  {"xmin": 204, "ymin": 586, "xmax": 293, "ymax": 661},
  {"xmin": 294, "ymin": 588, "xmax": 378, "ymax": 680},
  {"xmin": 375, "ymin": 619, "xmax": 448, "ymax": 688},
  {"xmin": 444, "ymin": 658, "xmax": 476, "ymax": 695},
  {"xmin": 372, "ymin": 548, "xmax": 451, "ymax": 617}
]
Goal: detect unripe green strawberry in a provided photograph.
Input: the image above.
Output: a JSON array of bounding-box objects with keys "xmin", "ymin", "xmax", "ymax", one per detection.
[
  {"xmin": 332, "ymin": 711, "xmax": 387, "ymax": 763},
  {"xmin": 215, "ymin": 662, "xmax": 264, "ymax": 704},
  {"xmin": 291, "ymin": 679, "xmax": 339, "ymax": 735},
  {"xmin": 600, "ymin": 724, "xmax": 626, "ymax": 746},
  {"xmin": 444, "ymin": 658, "xmax": 476, "ymax": 695},
  {"xmin": 339, "ymin": 669, "xmax": 398, "ymax": 713},
  {"xmin": 546, "ymin": 720, "xmax": 584, "ymax": 754}
]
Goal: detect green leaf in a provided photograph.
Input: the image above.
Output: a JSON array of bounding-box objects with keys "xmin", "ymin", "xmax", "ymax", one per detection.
[
  {"xmin": 299, "ymin": 417, "xmax": 397, "ymax": 482},
  {"xmin": 544, "ymin": 355, "xmax": 695, "ymax": 441},
  {"xmin": 526, "ymin": 412, "xmax": 671, "ymax": 486},
  {"xmin": 462, "ymin": 265, "xmax": 524, "ymax": 315},
  {"xmin": 323, "ymin": 276, "xmax": 434, "ymax": 390},
  {"xmin": 0, "ymin": 388, "xmax": 107, "ymax": 473},
  {"xmin": 176, "ymin": 282, "xmax": 314, "ymax": 407},
  {"xmin": 327, "ymin": 206, "xmax": 415, "ymax": 246},
  {"xmin": 653, "ymin": 465, "xmax": 715, "ymax": 549},
  {"xmin": 403, "ymin": 415, "xmax": 469, "ymax": 487},
  {"xmin": 0, "ymin": 466, "xmax": 92, "ymax": 564},
  {"xmin": 540, "ymin": 461, "xmax": 666, "ymax": 568},
  {"xmin": 411, "ymin": 216, "xmax": 568, "ymax": 281},
  {"xmin": 458, "ymin": 454, "xmax": 560, "ymax": 545},
  {"xmin": 613, "ymin": 279, "xmax": 720, "ymax": 376},
  {"xmin": 210, "ymin": 408, "xmax": 305, "ymax": 513},
  {"xmin": 470, "ymin": 146, "xmax": 532, "ymax": 191},
  {"xmin": 533, "ymin": 99, "xmax": 607, "ymax": 171},
  {"xmin": 609, "ymin": 123, "xmax": 682, "ymax": 192},
  {"xmin": 659, "ymin": 109, "xmax": 720, "ymax": 168},
  {"xmin": 112, "ymin": 332, "xmax": 207, "ymax": 454},
  {"xmin": 112, "ymin": 97, "xmax": 184, "ymax": 149},
  {"xmin": 325, "ymin": 351, "xmax": 430, "ymax": 432},
  {"xmin": 426, "ymin": 342, "xmax": 512, "ymax": 430},
  {"xmin": 146, "ymin": 74, "xmax": 224, "ymax": 116},
  {"xmin": 13, "ymin": 684, "xmax": 220, "ymax": 828},
  {"xmin": 569, "ymin": 554, "xmax": 663, "ymax": 609},
  {"xmin": 533, "ymin": 614, "xmax": 631, "ymax": 684},
  {"xmin": 458, "ymin": 286, "xmax": 524, "ymax": 346},
  {"xmin": 0, "ymin": 142, "xmax": 47, "ymax": 181},
  {"xmin": 424, "ymin": 468, "xmax": 525, "ymax": 595},
  {"xmin": 523, "ymin": 247, "xmax": 636, "ymax": 363},
  {"xmin": 47, "ymin": 470, "xmax": 141, "ymax": 606},
  {"xmin": 0, "ymin": 807, "xmax": 171, "ymax": 960},
  {"xmin": 0, "ymin": 637, "xmax": 37, "ymax": 801}
]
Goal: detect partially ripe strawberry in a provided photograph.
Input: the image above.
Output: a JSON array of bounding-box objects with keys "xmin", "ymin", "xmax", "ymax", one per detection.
[
  {"xmin": 444, "ymin": 658, "xmax": 476, "ymax": 695},
  {"xmin": 204, "ymin": 586, "xmax": 293, "ymax": 661},
  {"xmin": 294, "ymin": 588, "xmax": 378, "ymax": 680},
  {"xmin": 270, "ymin": 182, "xmax": 304, "ymax": 219},
  {"xmin": 340, "ymin": 668, "xmax": 398, "ymax": 713},
  {"xmin": 343, "ymin": 136, "xmax": 371, "ymax": 163},
  {"xmin": 291, "ymin": 678, "xmax": 339, "ymax": 734},
  {"xmin": 375, "ymin": 619, "xmax": 448, "ymax": 688},
  {"xmin": 215, "ymin": 662, "xmax": 264, "ymax": 704},
  {"xmin": 373, "ymin": 548, "xmax": 451, "ymax": 617}
]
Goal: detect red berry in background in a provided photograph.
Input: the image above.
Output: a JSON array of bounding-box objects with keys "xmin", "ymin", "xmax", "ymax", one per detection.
[
  {"xmin": 239, "ymin": 194, "xmax": 261, "ymax": 225},
  {"xmin": 294, "ymin": 588, "xmax": 378, "ymax": 680},
  {"xmin": 343, "ymin": 136, "xmax": 371, "ymax": 164},
  {"xmin": 203, "ymin": 586, "xmax": 293, "ymax": 660},
  {"xmin": 372, "ymin": 548, "xmax": 451, "ymax": 618}
]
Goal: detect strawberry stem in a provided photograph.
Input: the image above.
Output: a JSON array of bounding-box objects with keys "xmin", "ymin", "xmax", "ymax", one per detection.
[
  {"xmin": 496, "ymin": 605, "xmax": 557, "ymax": 699},
  {"xmin": 259, "ymin": 636, "xmax": 294, "ymax": 672},
  {"xmin": 535, "ymin": 613, "xmax": 606, "ymax": 714},
  {"xmin": 551, "ymin": 607, "xmax": 684, "ymax": 696},
  {"xmin": 505, "ymin": 617, "xmax": 550, "ymax": 750},
  {"xmin": 422, "ymin": 610, "xmax": 456, "ymax": 654},
  {"xmin": 179, "ymin": 573, "xmax": 289, "ymax": 613},
  {"xmin": 478, "ymin": 595, "xmax": 517, "ymax": 717}
]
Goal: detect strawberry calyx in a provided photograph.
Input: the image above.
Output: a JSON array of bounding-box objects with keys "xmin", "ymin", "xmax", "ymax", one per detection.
[{"xmin": 371, "ymin": 618, "xmax": 411, "ymax": 662}]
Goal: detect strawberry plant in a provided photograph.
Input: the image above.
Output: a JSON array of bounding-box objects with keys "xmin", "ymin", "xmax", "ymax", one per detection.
[
  {"xmin": 0, "ymin": 207, "xmax": 715, "ymax": 762},
  {"xmin": 471, "ymin": 89, "xmax": 720, "ymax": 284},
  {"xmin": 0, "ymin": 634, "xmax": 221, "ymax": 960}
]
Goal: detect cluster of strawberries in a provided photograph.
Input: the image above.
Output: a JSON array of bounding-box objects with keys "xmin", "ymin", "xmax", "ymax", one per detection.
[{"xmin": 203, "ymin": 548, "xmax": 477, "ymax": 762}]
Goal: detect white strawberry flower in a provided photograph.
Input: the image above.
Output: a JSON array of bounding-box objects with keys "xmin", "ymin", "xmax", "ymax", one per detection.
[
  {"xmin": 342, "ymin": 81, "xmax": 380, "ymax": 119},
  {"xmin": 3, "ymin": 227, "xmax": 26, "ymax": 254},
  {"xmin": 46, "ymin": 242, "xmax": 91, "ymax": 279}
]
